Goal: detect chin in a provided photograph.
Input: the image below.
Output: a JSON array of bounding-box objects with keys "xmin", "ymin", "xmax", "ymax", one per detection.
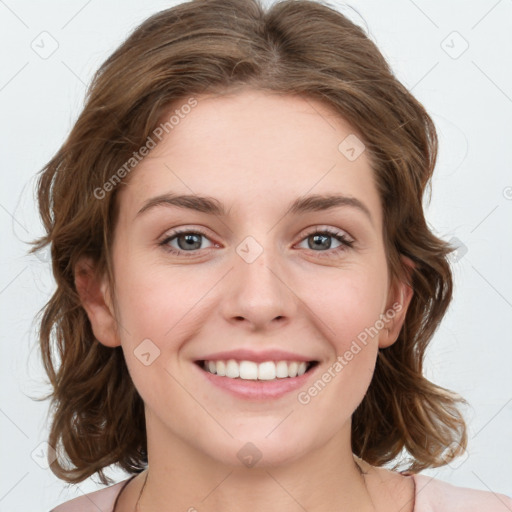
[{"xmin": 200, "ymin": 428, "xmax": 315, "ymax": 469}]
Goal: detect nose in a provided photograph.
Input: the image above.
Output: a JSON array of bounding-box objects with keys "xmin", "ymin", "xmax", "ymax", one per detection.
[{"xmin": 220, "ymin": 240, "xmax": 297, "ymax": 331}]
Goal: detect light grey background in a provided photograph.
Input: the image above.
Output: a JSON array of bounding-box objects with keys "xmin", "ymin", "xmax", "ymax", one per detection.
[{"xmin": 0, "ymin": 0, "xmax": 511, "ymax": 510}]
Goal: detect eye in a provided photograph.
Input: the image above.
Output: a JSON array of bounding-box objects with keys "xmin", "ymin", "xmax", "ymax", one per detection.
[
  {"xmin": 296, "ymin": 227, "xmax": 354, "ymax": 257},
  {"xmin": 159, "ymin": 228, "xmax": 215, "ymax": 257},
  {"xmin": 158, "ymin": 226, "xmax": 355, "ymax": 258}
]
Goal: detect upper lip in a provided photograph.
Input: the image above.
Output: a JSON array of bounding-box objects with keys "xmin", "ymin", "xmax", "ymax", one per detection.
[{"xmin": 196, "ymin": 349, "xmax": 318, "ymax": 363}]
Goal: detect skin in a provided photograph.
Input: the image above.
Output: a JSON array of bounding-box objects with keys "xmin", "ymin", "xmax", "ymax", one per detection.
[{"xmin": 75, "ymin": 88, "xmax": 415, "ymax": 512}]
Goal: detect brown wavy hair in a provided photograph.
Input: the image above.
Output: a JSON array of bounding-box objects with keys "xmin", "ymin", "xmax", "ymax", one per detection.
[{"xmin": 29, "ymin": 0, "xmax": 468, "ymax": 485}]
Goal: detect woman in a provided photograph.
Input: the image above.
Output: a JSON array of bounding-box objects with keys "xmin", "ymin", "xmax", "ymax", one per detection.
[{"xmin": 30, "ymin": 0, "xmax": 511, "ymax": 510}]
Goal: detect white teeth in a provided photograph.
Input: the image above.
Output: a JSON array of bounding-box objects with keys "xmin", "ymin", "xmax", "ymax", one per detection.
[
  {"xmin": 258, "ymin": 361, "xmax": 275, "ymax": 380},
  {"xmin": 216, "ymin": 360, "xmax": 226, "ymax": 376},
  {"xmin": 226, "ymin": 359, "xmax": 239, "ymax": 378},
  {"xmin": 239, "ymin": 360, "xmax": 258, "ymax": 379},
  {"xmin": 276, "ymin": 360, "xmax": 289, "ymax": 378},
  {"xmin": 202, "ymin": 359, "xmax": 311, "ymax": 380}
]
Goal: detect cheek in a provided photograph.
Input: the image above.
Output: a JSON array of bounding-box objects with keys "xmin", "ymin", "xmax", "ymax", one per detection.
[
  {"xmin": 113, "ymin": 248, "xmax": 191, "ymax": 330},
  {"xmin": 304, "ymin": 265, "xmax": 388, "ymax": 350},
  {"xmin": 112, "ymin": 255, "xmax": 215, "ymax": 363},
  {"xmin": 296, "ymin": 266, "xmax": 385, "ymax": 406}
]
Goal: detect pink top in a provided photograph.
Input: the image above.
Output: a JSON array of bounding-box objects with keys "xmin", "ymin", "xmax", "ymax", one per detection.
[{"xmin": 50, "ymin": 473, "xmax": 512, "ymax": 512}]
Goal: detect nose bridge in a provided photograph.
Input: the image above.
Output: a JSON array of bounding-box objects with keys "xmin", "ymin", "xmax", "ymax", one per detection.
[{"xmin": 222, "ymin": 233, "xmax": 295, "ymax": 328}]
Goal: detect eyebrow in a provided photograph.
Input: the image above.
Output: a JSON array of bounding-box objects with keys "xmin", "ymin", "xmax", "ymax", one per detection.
[{"xmin": 135, "ymin": 192, "xmax": 373, "ymax": 225}]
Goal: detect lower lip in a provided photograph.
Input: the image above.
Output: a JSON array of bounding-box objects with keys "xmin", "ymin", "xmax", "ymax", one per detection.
[{"xmin": 193, "ymin": 362, "xmax": 319, "ymax": 400}]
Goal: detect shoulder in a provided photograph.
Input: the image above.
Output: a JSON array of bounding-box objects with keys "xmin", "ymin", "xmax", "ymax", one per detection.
[
  {"xmin": 412, "ymin": 473, "xmax": 512, "ymax": 512},
  {"xmin": 50, "ymin": 477, "xmax": 132, "ymax": 512}
]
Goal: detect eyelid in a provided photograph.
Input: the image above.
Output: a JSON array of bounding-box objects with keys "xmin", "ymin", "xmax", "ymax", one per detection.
[
  {"xmin": 159, "ymin": 225, "xmax": 354, "ymax": 244},
  {"xmin": 298, "ymin": 225, "xmax": 354, "ymax": 243},
  {"xmin": 159, "ymin": 225, "xmax": 216, "ymax": 243}
]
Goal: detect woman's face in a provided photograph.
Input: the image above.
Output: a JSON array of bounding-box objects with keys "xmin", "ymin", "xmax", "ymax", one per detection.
[{"xmin": 81, "ymin": 88, "xmax": 412, "ymax": 468}]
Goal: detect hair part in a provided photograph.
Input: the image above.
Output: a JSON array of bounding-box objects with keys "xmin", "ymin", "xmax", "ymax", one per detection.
[{"xmin": 30, "ymin": 0, "xmax": 466, "ymax": 484}]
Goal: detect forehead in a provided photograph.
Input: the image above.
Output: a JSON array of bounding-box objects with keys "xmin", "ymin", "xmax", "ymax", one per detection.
[{"xmin": 116, "ymin": 89, "xmax": 382, "ymax": 227}]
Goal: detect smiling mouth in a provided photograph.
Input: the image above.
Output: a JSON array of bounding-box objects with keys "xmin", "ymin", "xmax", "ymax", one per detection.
[{"xmin": 194, "ymin": 359, "xmax": 319, "ymax": 381}]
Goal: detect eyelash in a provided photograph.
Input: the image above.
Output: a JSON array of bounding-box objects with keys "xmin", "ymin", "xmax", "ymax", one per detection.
[{"xmin": 158, "ymin": 227, "xmax": 355, "ymax": 259}]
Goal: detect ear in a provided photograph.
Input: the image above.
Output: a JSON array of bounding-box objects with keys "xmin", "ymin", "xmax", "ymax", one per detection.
[
  {"xmin": 74, "ymin": 255, "xmax": 120, "ymax": 348},
  {"xmin": 378, "ymin": 254, "xmax": 415, "ymax": 349}
]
